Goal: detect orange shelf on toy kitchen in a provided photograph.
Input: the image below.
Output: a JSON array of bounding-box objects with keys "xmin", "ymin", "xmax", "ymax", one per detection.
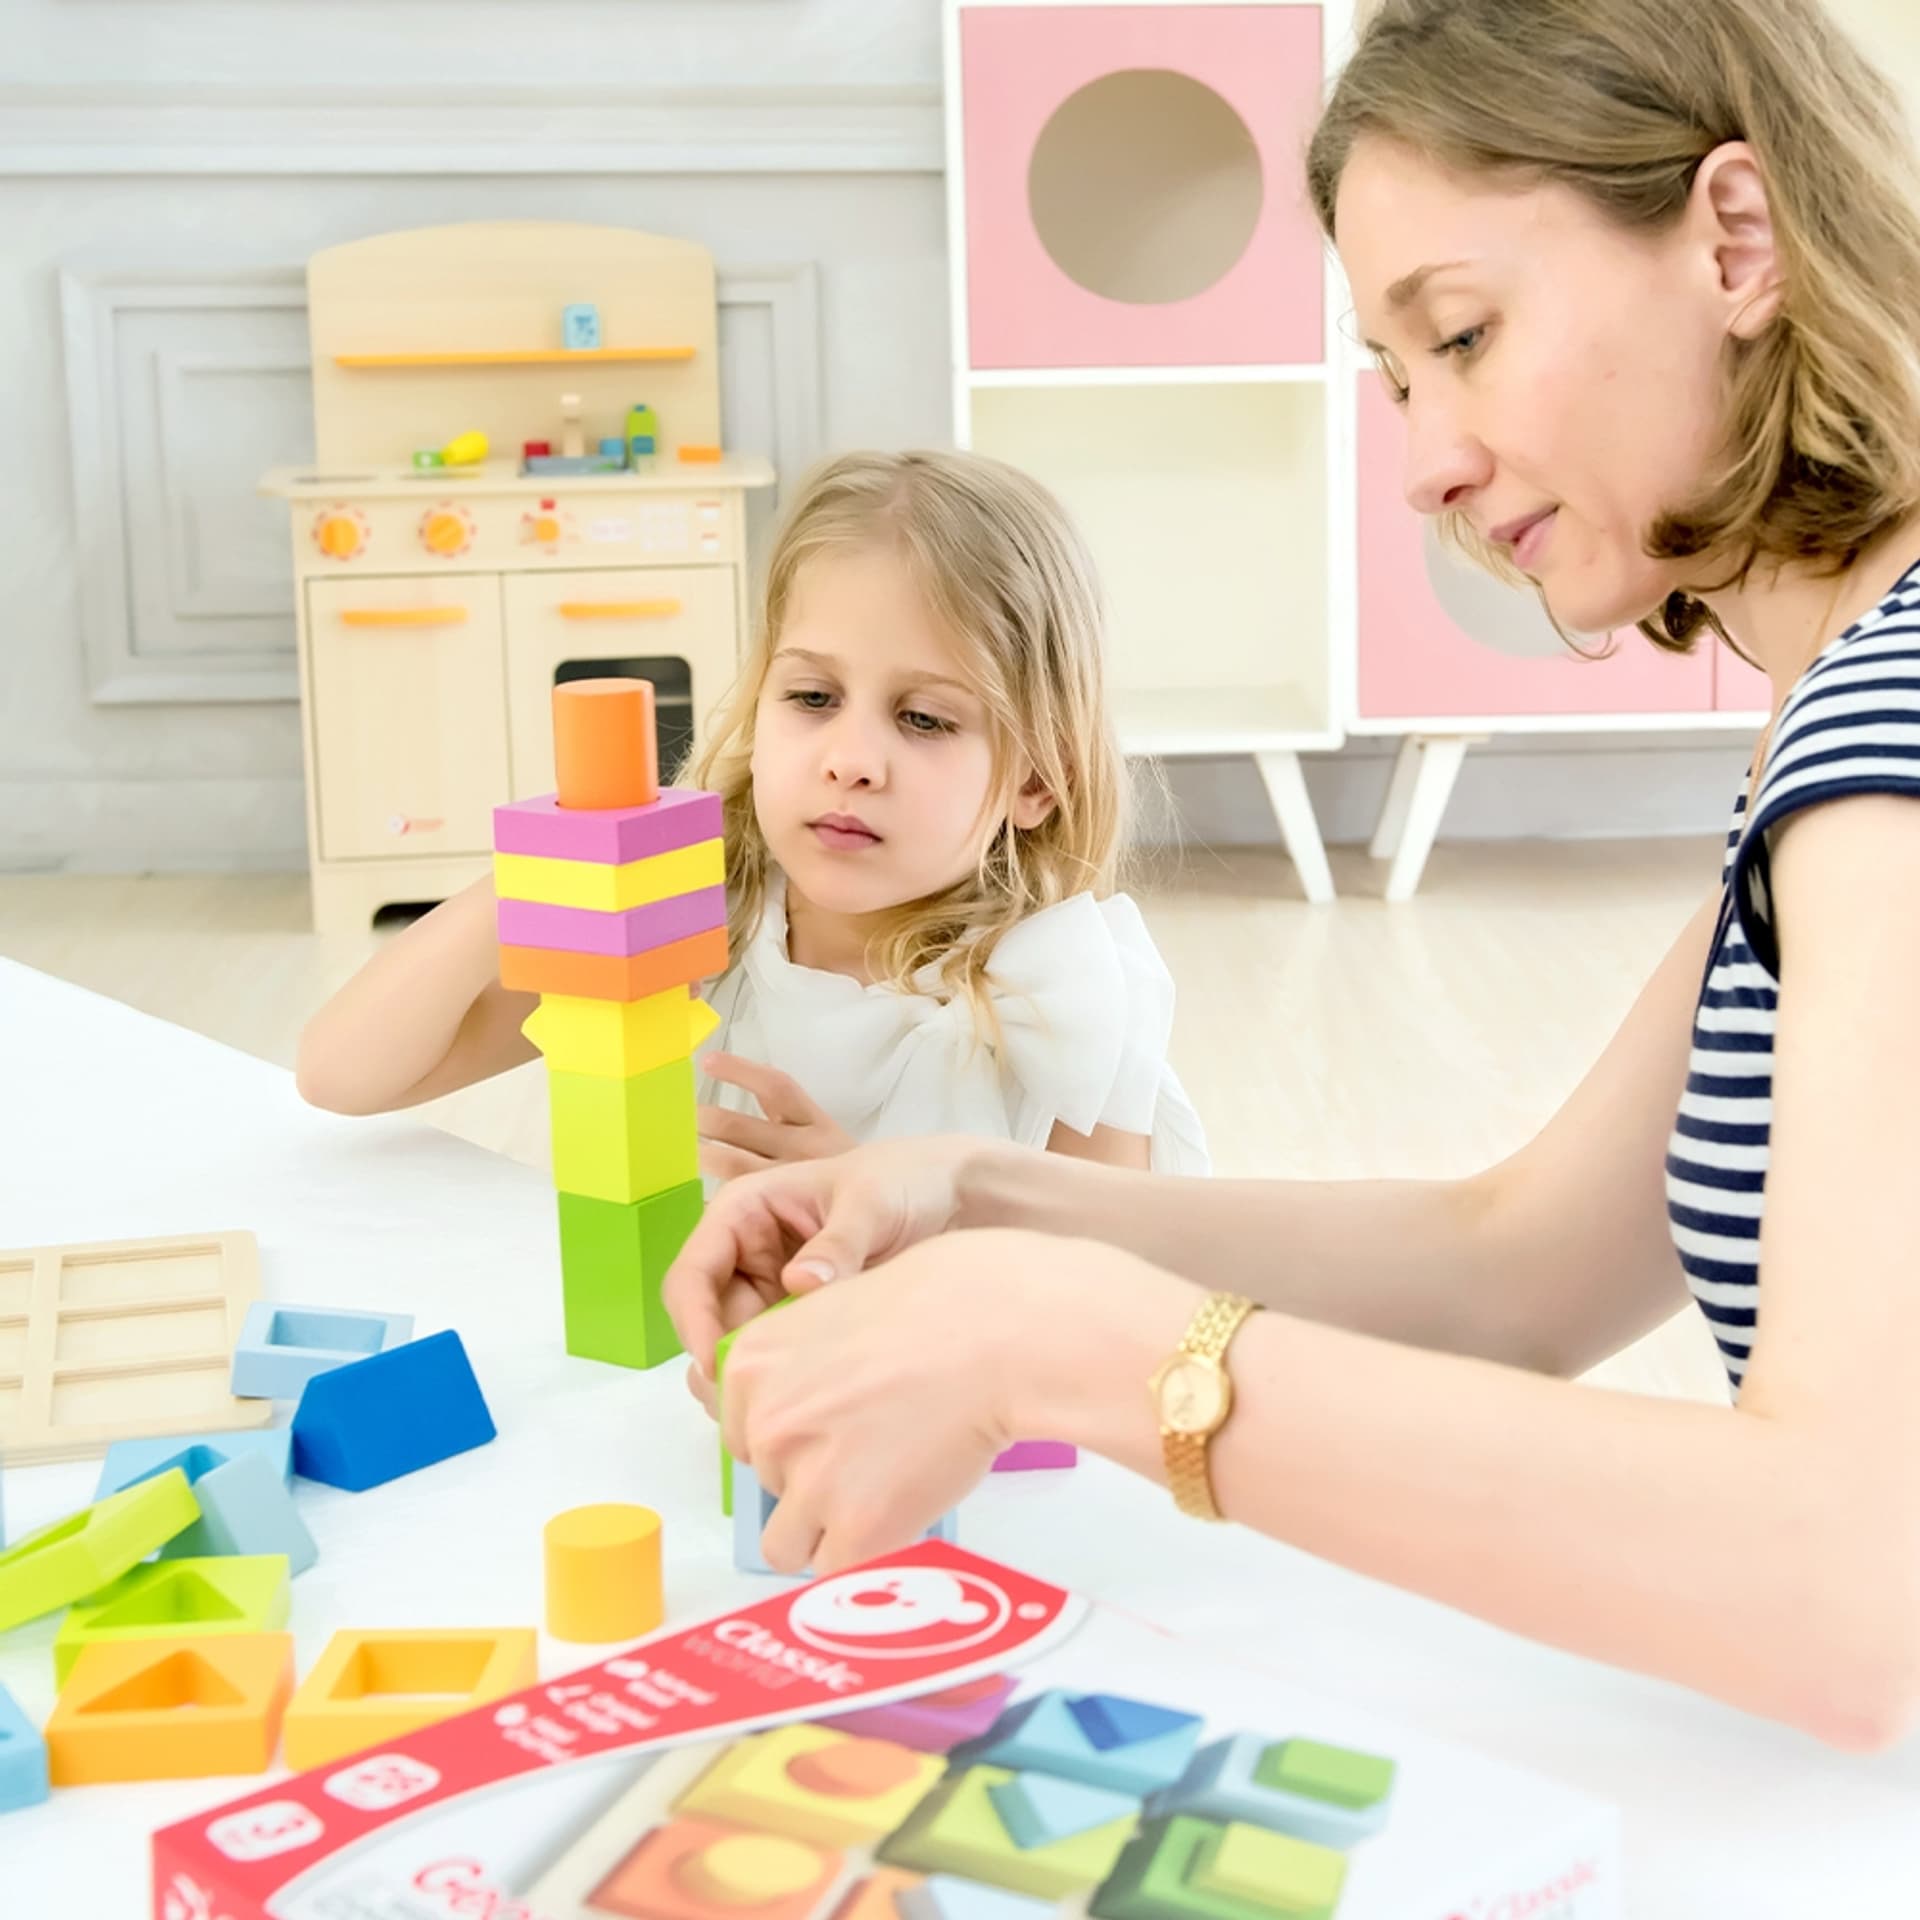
[{"xmin": 333, "ymin": 347, "xmax": 697, "ymax": 369}]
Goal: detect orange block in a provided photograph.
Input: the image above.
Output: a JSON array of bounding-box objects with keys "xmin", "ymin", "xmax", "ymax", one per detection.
[
  {"xmin": 45, "ymin": 1633, "xmax": 293, "ymax": 1784},
  {"xmin": 555, "ymin": 678, "xmax": 659, "ymax": 812},
  {"xmin": 587, "ymin": 1814, "xmax": 839, "ymax": 1920},
  {"xmin": 677, "ymin": 445, "xmax": 724, "ymax": 464},
  {"xmin": 500, "ymin": 926, "xmax": 729, "ymax": 1002},
  {"xmin": 830, "ymin": 1869, "xmax": 926, "ymax": 1920}
]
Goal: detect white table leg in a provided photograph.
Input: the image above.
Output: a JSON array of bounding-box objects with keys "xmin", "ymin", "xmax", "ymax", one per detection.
[
  {"xmin": 1383, "ymin": 735, "xmax": 1471, "ymax": 903},
  {"xmin": 1255, "ymin": 750, "xmax": 1336, "ymax": 905},
  {"xmin": 1370, "ymin": 735, "xmax": 1424, "ymax": 860}
]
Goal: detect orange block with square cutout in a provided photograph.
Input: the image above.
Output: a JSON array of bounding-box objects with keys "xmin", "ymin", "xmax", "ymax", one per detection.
[
  {"xmin": 45, "ymin": 1632, "xmax": 293, "ymax": 1784},
  {"xmin": 829, "ymin": 1868, "xmax": 927, "ymax": 1920},
  {"xmin": 284, "ymin": 1627, "xmax": 537, "ymax": 1769},
  {"xmin": 587, "ymin": 1814, "xmax": 839, "ymax": 1920},
  {"xmin": 674, "ymin": 1723, "xmax": 944, "ymax": 1849},
  {"xmin": 501, "ymin": 926, "xmax": 729, "ymax": 1002}
]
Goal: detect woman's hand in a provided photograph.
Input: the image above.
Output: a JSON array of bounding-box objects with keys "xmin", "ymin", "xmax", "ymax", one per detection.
[
  {"xmin": 664, "ymin": 1134, "xmax": 996, "ymax": 1375},
  {"xmin": 718, "ymin": 1232, "xmax": 1038, "ymax": 1573},
  {"xmin": 697, "ymin": 1053, "xmax": 857, "ymax": 1182}
]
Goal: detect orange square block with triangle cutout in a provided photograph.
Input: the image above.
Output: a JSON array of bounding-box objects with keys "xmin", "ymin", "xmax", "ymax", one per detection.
[{"xmin": 45, "ymin": 1633, "xmax": 293, "ymax": 1784}]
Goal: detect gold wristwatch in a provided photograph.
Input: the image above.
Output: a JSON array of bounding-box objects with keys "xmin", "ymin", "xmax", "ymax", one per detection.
[{"xmin": 1149, "ymin": 1293, "xmax": 1259, "ymax": 1521}]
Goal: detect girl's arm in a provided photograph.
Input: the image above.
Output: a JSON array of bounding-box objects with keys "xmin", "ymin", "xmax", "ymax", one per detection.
[
  {"xmin": 295, "ymin": 878, "xmax": 538, "ymax": 1114},
  {"xmin": 1044, "ymin": 1120, "xmax": 1151, "ymax": 1170}
]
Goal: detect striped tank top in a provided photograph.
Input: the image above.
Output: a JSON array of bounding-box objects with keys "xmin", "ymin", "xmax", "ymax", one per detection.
[{"xmin": 1668, "ymin": 558, "xmax": 1920, "ymax": 1393}]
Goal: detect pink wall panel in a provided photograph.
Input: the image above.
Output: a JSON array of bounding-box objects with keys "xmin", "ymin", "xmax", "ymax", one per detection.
[
  {"xmin": 1355, "ymin": 379, "xmax": 1716, "ymax": 721},
  {"xmin": 1713, "ymin": 644, "xmax": 1773, "ymax": 713},
  {"xmin": 960, "ymin": 6, "xmax": 1324, "ymax": 368}
]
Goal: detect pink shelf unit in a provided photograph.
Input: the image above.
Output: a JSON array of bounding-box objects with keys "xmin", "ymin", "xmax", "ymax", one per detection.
[
  {"xmin": 1351, "ymin": 378, "xmax": 1774, "ymax": 722},
  {"xmin": 958, "ymin": 5, "xmax": 1326, "ymax": 369}
]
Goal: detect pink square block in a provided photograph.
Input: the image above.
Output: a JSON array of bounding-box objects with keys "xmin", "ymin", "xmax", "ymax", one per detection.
[
  {"xmin": 492, "ymin": 788, "xmax": 723, "ymax": 866},
  {"xmin": 496, "ymin": 886, "xmax": 727, "ymax": 958},
  {"xmin": 960, "ymin": 5, "xmax": 1324, "ymax": 369},
  {"xmin": 992, "ymin": 1441, "xmax": 1078, "ymax": 1472},
  {"xmin": 821, "ymin": 1673, "xmax": 1018, "ymax": 1754},
  {"xmin": 1355, "ymin": 377, "xmax": 1715, "ymax": 720}
]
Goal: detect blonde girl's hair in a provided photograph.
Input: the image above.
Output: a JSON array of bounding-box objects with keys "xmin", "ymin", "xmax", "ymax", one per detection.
[
  {"xmin": 1307, "ymin": 0, "xmax": 1920, "ymax": 652},
  {"xmin": 693, "ymin": 449, "xmax": 1128, "ymax": 1025}
]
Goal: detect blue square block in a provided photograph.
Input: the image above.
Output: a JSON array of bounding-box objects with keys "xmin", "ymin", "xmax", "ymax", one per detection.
[
  {"xmin": 232, "ymin": 1303, "xmax": 414, "ymax": 1402},
  {"xmin": 963, "ymin": 1690, "xmax": 1202, "ymax": 1797},
  {"xmin": 731, "ymin": 1460, "xmax": 958, "ymax": 1578},
  {"xmin": 1145, "ymin": 1730, "xmax": 1393, "ymax": 1849},
  {"xmin": 96, "ymin": 1432, "xmax": 312, "ymax": 1571},
  {"xmin": 0, "ymin": 1682, "xmax": 48, "ymax": 1813},
  {"xmin": 96, "ymin": 1429, "xmax": 292, "ymax": 1502},
  {"xmin": 290, "ymin": 1329, "xmax": 495, "ymax": 1491},
  {"xmin": 562, "ymin": 302, "xmax": 602, "ymax": 350}
]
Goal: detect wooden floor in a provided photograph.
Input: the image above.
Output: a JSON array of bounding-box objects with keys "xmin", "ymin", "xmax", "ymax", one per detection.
[{"xmin": 0, "ymin": 838, "xmax": 1733, "ymax": 1405}]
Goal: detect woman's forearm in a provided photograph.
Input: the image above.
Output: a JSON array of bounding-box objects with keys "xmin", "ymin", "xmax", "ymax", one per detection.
[
  {"xmin": 295, "ymin": 879, "xmax": 537, "ymax": 1114},
  {"xmin": 1020, "ymin": 1246, "xmax": 1909, "ymax": 1748},
  {"xmin": 958, "ymin": 1142, "xmax": 1587, "ymax": 1369}
]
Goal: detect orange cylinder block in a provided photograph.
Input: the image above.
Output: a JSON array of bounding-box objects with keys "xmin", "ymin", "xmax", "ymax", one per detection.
[{"xmin": 554, "ymin": 678, "xmax": 659, "ymax": 812}]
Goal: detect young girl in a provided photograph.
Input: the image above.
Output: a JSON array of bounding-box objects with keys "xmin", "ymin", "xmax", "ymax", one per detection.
[{"xmin": 296, "ymin": 451, "xmax": 1209, "ymax": 1179}]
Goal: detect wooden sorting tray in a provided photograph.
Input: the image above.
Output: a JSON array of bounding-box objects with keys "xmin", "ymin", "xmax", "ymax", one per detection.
[{"xmin": 0, "ymin": 1231, "xmax": 272, "ymax": 1465}]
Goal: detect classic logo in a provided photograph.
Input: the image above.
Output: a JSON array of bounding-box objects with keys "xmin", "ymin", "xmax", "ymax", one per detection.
[{"xmin": 782, "ymin": 1562, "xmax": 1017, "ymax": 1662}]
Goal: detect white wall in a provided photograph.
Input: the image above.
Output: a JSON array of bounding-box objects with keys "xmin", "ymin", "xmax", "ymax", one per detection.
[{"xmin": 2, "ymin": 0, "xmax": 1915, "ymax": 874}]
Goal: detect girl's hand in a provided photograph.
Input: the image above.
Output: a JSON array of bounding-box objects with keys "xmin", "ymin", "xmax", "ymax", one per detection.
[
  {"xmin": 698, "ymin": 1053, "xmax": 857, "ymax": 1181},
  {"xmin": 720, "ymin": 1232, "xmax": 1039, "ymax": 1573},
  {"xmin": 663, "ymin": 1134, "xmax": 990, "ymax": 1375}
]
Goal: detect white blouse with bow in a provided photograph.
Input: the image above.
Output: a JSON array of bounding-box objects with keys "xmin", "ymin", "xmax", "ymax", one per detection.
[{"xmin": 698, "ymin": 872, "xmax": 1211, "ymax": 1175}]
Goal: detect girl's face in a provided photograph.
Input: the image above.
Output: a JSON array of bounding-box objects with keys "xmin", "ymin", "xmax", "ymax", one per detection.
[
  {"xmin": 1335, "ymin": 136, "xmax": 1778, "ymax": 637},
  {"xmin": 751, "ymin": 543, "xmax": 1048, "ymax": 921}
]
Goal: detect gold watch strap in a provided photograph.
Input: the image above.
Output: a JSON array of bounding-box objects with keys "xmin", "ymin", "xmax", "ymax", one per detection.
[{"xmin": 1164, "ymin": 1293, "xmax": 1258, "ymax": 1521}]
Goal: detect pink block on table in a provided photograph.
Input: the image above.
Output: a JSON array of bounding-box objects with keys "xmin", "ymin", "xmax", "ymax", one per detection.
[
  {"xmin": 992, "ymin": 1441, "xmax": 1078, "ymax": 1472},
  {"xmin": 960, "ymin": 5, "xmax": 1324, "ymax": 369},
  {"xmin": 497, "ymin": 886, "xmax": 726, "ymax": 958},
  {"xmin": 492, "ymin": 788, "xmax": 723, "ymax": 867},
  {"xmin": 821, "ymin": 1672, "xmax": 1018, "ymax": 1754},
  {"xmin": 1355, "ymin": 378, "xmax": 1717, "ymax": 721}
]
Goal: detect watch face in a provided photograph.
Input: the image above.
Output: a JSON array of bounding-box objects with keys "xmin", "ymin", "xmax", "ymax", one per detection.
[{"xmin": 1160, "ymin": 1357, "xmax": 1229, "ymax": 1435}]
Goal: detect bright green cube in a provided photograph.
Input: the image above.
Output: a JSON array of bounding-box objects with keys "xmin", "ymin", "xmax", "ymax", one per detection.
[
  {"xmin": 557, "ymin": 1181, "xmax": 700, "ymax": 1370},
  {"xmin": 1193, "ymin": 1821, "xmax": 1348, "ymax": 1916},
  {"xmin": 1091, "ymin": 1815, "xmax": 1344, "ymax": 1920},
  {"xmin": 1255, "ymin": 1738, "xmax": 1395, "ymax": 1812}
]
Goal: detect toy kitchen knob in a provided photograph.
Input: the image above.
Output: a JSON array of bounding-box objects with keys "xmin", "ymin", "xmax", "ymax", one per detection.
[
  {"xmin": 420, "ymin": 507, "xmax": 474, "ymax": 557},
  {"xmin": 528, "ymin": 513, "xmax": 563, "ymax": 545},
  {"xmin": 313, "ymin": 510, "xmax": 367, "ymax": 561}
]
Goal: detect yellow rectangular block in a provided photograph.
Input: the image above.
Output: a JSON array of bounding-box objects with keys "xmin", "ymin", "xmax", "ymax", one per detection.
[
  {"xmin": 676, "ymin": 1722, "xmax": 945, "ymax": 1848},
  {"xmin": 523, "ymin": 988, "xmax": 721, "ymax": 1079},
  {"xmin": 493, "ymin": 837, "xmax": 724, "ymax": 912},
  {"xmin": 284, "ymin": 1627, "xmax": 537, "ymax": 1770},
  {"xmin": 548, "ymin": 1058, "xmax": 699, "ymax": 1204}
]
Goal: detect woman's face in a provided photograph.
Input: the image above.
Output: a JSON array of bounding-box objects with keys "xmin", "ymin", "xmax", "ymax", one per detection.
[{"xmin": 1335, "ymin": 136, "xmax": 1775, "ymax": 636}]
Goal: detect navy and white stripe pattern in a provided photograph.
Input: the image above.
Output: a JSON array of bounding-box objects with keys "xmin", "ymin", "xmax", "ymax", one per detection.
[{"xmin": 1668, "ymin": 560, "xmax": 1920, "ymax": 1393}]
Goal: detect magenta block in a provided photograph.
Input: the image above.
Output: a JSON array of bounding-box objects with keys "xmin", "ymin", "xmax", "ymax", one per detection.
[
  {"xmin": 496, "ymin": 885, "xmax": 726, "ymax": 958},
  {"xmin": 822, "ymin": 1673, "xmax": 1018, "ymax": 1754},
  {"xmin": 992, "ymin": 1441, "xmax": 1078, "ymax": 1472},
  {"xmin": 491, "ymin": 787, "xmax": 723, "ymax": 866}
]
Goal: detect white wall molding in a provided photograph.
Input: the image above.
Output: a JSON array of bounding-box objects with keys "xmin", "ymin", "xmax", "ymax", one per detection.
[{"xmin": 0, "ymin": 86, "xmax": 946, "ymax": 177}]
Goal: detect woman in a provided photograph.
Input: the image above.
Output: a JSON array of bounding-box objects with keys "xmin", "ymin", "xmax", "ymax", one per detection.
[{"xmin": 664, "ymin": 0, "xmax": 1920, "ymax": 1750}]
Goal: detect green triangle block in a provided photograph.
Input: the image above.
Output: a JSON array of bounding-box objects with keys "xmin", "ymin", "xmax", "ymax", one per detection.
[
  {"xmin": 1255, "ymin": 1737, "xmax": 1395, "ymax": 1811},
  {"xmin": 0, "ymin": 1470, "xmax": 199, "ymax": 1634},
  {"xmin": 54, "ymin": 1554, "xmax": 291, "ymax": 1685}
]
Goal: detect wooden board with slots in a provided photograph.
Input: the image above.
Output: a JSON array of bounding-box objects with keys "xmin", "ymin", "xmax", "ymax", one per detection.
[{"xmin": 0, "ymin": 1231, "xmax": 272, "ymax": 1464}]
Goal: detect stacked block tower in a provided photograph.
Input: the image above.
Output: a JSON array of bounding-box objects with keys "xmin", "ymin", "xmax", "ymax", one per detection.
[{"xmin": 493, "ymin": 678, "xmax": 727, "ymax": 1370}]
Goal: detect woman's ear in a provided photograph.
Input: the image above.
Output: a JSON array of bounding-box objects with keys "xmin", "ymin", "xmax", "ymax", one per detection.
[
  {"xmin": 1694, "ymin": 141, "xmax": 1785, "ymax": 340},
  {"xmin": 1008, "ymin": 770, "xmax": 1058, "ymax": 831}
]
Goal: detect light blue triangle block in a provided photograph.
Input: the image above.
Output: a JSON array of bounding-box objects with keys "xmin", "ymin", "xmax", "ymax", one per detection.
[
  {"xmin": 966, "ymin": 1689, "xmax": 1201, "ymax": 1795},
  {"xmin": 898, "ymin": 1875, "xmax": 1053, "ymax": 1920},
  {"xmin": 988, "ymin": 1769, "xmax": 1140, "ymax": 1848},
  {"xmin": 1070, "ymin": 1692, "xmax": 1204, "ymax": 1753}
]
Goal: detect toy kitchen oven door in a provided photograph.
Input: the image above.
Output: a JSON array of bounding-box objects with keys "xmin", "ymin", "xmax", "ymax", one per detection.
[{"xmin": 261, "ymin": 223, "xmax": 775, "ymax": 935}]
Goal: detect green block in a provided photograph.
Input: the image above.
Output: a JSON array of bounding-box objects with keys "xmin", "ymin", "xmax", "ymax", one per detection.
[
  {"xmin": 1255, "ymin": 1738, "xmax": 1394, "ymax": 1812},
  {"xmin": 0, "ymin": 1469, "xmax": 199, "ymax": 1634},
  {"xmin": 547, "ymin": 1057, "xmax": 698, "ymax": 1205},
  {"xmin": 1090, "ymin": 1815, "xmax": 1345, "ymax": 1920},
  {"xmin": 53, "ymin": 1554, "xmax": 292, "ymax": 1684},
  {"xmin": 881, "ymin": 1763, "xmax": 1137, "ymax": 1899},
  {"xmin": 713, "ymin": 1296, "xmax": 798, "ymax": 1517},
  {"xmin": 1194, "ymin": 1822, "xmax": 1347, "ymax": 1916},
  {"xmin": 557, "ymin": 1181, "xmax": 701, "ymax": 1370}
]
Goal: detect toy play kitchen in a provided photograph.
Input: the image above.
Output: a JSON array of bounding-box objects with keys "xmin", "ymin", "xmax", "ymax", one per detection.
[{"xmin": 261, "ymin": 222, "xmax": 775, "ymax": 935}]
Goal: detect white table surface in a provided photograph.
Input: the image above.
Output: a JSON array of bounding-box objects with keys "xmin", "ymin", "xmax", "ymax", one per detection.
[{"xmin": 2, "ymin": 957, "xmax": 1916, "ymax": 1916}]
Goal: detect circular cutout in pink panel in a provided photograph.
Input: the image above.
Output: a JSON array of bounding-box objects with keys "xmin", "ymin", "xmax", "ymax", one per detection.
[
  {"xmin": 1028, "ymin": 69, "xmax": 1263, "ymax": 307},
  {"xmin": 1421, "ymin": 521, "xmax": 1573, "ymax": 660}
]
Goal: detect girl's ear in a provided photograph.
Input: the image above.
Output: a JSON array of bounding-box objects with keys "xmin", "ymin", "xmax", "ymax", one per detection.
[{"xmin": 1009, "ymin": 770, "xmax": 1058, "ymax": 832}]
